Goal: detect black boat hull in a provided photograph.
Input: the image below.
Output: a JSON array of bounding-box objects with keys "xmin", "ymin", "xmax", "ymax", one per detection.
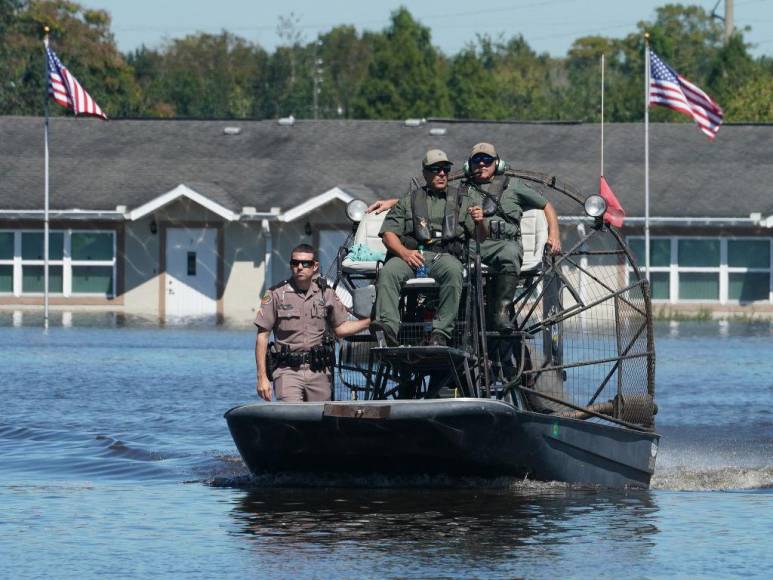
[{"xmin": 224, "ymin": 399, "xmax": 659, "ymax": 488}]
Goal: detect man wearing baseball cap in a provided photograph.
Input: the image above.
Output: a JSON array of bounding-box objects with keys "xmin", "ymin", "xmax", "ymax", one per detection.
[
  {"xmin": 371, "ymin": 149, "xmax": 487, "ymax": 347},
  {"xmin": 463, "ymin": 142, "xmax": 561, "ymax": 333}
]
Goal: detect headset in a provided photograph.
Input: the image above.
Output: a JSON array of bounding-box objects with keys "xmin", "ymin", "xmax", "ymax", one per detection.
[{"xmin": 463, "ymin": 157, "xmax": 508, "ymax": 177}]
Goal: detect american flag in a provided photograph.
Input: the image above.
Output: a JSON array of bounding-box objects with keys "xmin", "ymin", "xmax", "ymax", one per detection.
[
  {"xmin": 46, "ymin": 46, "xmax": 107, "ymax": 120},
  {"xmin": 649, "ymin": 51, "xmax": 722, "ymax": 139}
]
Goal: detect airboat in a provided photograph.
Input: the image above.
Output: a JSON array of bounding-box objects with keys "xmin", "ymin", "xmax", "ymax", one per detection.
[{"xmin": 225, "ymin": 169, "xmax": 659, "ymax": 489}]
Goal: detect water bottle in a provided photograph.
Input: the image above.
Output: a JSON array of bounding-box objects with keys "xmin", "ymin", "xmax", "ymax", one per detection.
[{"xmin": 415, "ymin": 245, "xmax": 428, "ymax": 278}]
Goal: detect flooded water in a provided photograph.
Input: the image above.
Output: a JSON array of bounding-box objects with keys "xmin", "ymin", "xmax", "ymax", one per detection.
[{"xmin": 1, "ymin": 314, "xmax": 772, "ymax": 578}]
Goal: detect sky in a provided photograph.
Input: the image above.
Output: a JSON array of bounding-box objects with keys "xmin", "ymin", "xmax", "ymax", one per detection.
[{"xmin": 80, "ymin": 0, "xmax": 773, "ymax": 58}]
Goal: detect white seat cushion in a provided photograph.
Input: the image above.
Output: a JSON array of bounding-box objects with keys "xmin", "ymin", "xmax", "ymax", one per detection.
[
  {"xmin": 342, "ymin": 212, "xmax": 388, "ymax": 274},
  {"xmin": 520, "ymin": 209, "xmax": 548, "ymax": 272}
]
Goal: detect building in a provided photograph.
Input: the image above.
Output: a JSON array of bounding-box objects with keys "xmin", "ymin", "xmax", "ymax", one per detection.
[{"xmin": 1, "ymin": 116, "xmax": 772, "ymax": 323}]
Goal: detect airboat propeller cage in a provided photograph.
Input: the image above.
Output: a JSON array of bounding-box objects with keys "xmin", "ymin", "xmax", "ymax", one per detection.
[{"xmin": 346, "ymin": 199, "xmax": 368, "ymax": 223}]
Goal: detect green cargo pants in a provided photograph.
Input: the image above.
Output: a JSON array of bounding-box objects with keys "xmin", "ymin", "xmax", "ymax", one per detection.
[
  {"xmin": 474, "ymin": 239, "xmax": 522, "ymax": 275},
  {"xmin": 375, "ymin": 251, "xmax": 463, "ymax": 339}
]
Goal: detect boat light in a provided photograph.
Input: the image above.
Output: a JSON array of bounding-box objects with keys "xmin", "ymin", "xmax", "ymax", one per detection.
[
  {"xmin": 346, "ymin": 199, "xmax": 368, "ymax": 223},
  {"xmin": 584, "ymin": 195, "xmax": 607, "ymax": 218}
]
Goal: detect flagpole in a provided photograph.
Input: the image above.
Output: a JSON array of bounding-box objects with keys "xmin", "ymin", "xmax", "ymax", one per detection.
[
  {"xmin": 644, "ymin": 33, "xmax": 651, "ymax": 281},
  {"xmin": 43, "ymin": 27, "xmax": 51, "ymax": 329},
  {"xmin": 601, "ymin": 53, "xmax": 605, "ymax": 177}
]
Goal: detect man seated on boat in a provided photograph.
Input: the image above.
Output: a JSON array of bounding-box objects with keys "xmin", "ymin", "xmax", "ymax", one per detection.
[
  {"xmin": 459, "ymin": 142, "xmax": 561, "ymax": 333},
  {"xmin": 370, "ymin": 149, "xmax": 487, "ymax": 347},
  {"xmin": 254, "ymin": 244, "xmax": 371, "ymax": 402},
  {"xmin": 367, "ymin": 143, "xmax": 561, "ymax": 334}
]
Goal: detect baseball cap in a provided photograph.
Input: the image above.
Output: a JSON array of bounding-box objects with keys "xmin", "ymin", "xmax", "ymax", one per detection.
[
  {"xmin": 468, "ymin": 142, "xmax": 498, "ymax": 159},
  {"xmin": 422, "ymin": 149, "xmax": 453, "ymax": 167}
]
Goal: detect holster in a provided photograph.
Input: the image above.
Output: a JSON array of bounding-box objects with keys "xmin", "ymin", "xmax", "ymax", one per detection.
[
  {"xmin": 309, "ymin": 343, "xmax": 336, "ymax": 372},
  {"xmin": 265, "ymin": 342, "xmax": 279, "ymax": 381}
]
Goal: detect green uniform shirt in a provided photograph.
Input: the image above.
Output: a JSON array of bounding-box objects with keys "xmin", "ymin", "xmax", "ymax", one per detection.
[
  {"xmin": 469, "ymin": 177, "xmax": 547, "ymax": 238},
  {"xmin": 380, "ymin": 186, "xmax": 479, "ymax": 242}
]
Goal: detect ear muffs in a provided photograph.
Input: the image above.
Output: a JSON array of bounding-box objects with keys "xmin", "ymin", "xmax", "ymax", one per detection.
[{"xmin": 464, "ymin": 158, "xmax": 508, "ymax": 177}]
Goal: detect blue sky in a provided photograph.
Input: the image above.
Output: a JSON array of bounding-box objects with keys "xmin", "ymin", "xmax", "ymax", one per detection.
[{"xmin": 82, "ymin": 0, "xmax": 773, "ymax": 57}]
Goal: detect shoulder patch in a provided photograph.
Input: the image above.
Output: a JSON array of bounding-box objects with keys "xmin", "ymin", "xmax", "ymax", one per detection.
[{"xmin": 261, "ymin": 292, "xmax": 272, "ymax": 305}]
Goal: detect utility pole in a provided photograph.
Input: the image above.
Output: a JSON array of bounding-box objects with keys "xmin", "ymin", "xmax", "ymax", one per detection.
[
  {"xmin": 713, "ymin": 0, "xmax": 735, "ymax": 44},
  {"xmin": 312, "ymin": 40, "xmax": 323, "ymax": 120},
  {"xmin": 724, "ymin": 0, "xmax": 734, "ymax": 44}
]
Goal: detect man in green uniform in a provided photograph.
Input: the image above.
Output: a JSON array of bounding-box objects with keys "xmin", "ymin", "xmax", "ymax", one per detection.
[
  {"xmin": 462, "ymin": 142, "xmax": 561, "ymax": 333},
  {"xmin": 372, "ymin": 149, "xmax": 487, "ymax": 347}
]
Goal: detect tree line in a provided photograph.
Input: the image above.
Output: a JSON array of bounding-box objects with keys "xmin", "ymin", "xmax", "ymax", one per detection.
[{"xmin": 2, "ymin": 0, "xmax": 772, "ymax": 122}]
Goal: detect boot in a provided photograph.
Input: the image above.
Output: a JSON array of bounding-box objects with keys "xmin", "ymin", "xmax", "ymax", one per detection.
[{"xmin": 492, "ymin": 273, "xmax": 518, "ymax": 333}]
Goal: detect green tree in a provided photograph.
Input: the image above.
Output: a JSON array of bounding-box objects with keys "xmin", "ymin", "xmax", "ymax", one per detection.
[
  {"xmin": 0, "ymin": 0, "xmax": 142, "ymax": 116},
  {"xmin": 318, "ymin": 25, "xmax": 372, "ymax": 118},
  {"xmin": 448, "ymin": 45, "xmax": 504, "ymax": 119},
  {"xmin": 723, "ymin": 76, "xmax": 773, "ymax": 122},
  {"xmin": 354, "ymin": 8, "xmax": 451, "ymax": 119},
  {"xmin": 132, "ymin": 32, "xmax": 267, "ymax": 118}
]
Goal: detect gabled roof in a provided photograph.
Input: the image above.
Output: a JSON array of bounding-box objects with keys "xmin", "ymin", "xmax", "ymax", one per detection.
[
  {"xmin": 277, "ymin": 186, "xmax": 354, "ymax": 223},
  {"xmin": 128, "ymin": 184, "xmax": 238, "ymax": 221},
  {"xmin": 1, "ymin": 116, "xmax": 772, "ymax": 219}
]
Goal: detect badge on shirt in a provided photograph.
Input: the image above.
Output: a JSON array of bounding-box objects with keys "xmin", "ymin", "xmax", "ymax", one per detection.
[
  {"xmin": 261, "ymin": 292, "xmax": 272, "ymax": 305},
  {"xmin": 419, "ymin": 218, "xmax": 428, "ymax": 229}
]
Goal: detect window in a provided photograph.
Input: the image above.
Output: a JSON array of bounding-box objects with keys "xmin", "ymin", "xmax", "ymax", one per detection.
[
  {"xmin": 0, "ymin": 232, "xmax": 13, "ymax": 293},
  {"xmin": 728, "ymin": 239, "xmax": 770, "ymax": 302},
  {"xmin": 627, "ymin": 236, "xmax": 771, "ymax": 304},
  {"xmin": 187, "ymin": 252, "xmax": 197, "ymax": 276},
  {"xmin": 0, "ymin": 229, "xmax": 116, "ymax": 298},
  {"xmin": 629, "ymin": 237, "xmax": 671, "ymax": 300}
]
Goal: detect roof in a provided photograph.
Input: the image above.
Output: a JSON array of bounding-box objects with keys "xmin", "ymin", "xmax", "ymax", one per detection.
[{"xmin": 1, "ymin": 116, "xmax": 771, "ymax": 219}]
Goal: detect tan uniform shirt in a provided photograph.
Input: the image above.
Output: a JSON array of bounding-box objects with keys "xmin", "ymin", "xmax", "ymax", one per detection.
[{"xmin": 254, "ymin": 278, "xmax": 349, "ymax": 351}]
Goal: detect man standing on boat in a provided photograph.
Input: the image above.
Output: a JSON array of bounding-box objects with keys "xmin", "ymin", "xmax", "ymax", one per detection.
[
  {"xmin": 371, "ymin": 149, "xmax": 487, "ymax": 347},
  {"xmin": 254, "ymin": 244, "xmax": 370, "ymax": 402},
  {"xmin": 460, "ymin": 143, "xmax": 561, "ymax": 333}
]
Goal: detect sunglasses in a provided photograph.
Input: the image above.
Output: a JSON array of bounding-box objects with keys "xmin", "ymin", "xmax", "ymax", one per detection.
[
  {"xmin": 424, "ymin": 164, "xmax": 452, "ymax": 175},
  {"xmin": 470, "ymin": 154, "xmax": 496, "ymax": 166},
  {"xmin": 290, "ymin": 259, "xmax": 315, "ymax": 268}
]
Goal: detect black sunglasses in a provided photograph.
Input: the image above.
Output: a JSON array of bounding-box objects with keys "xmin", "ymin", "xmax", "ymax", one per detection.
[
  {"xmin": 424, "ymin": 164, "xmax": 452, "ymax": 174},
  {"xmin": 290, "ymin": 259, "xmax": 315, "ymax": 268},
  {"xmin": 470, "ymin": 154, "xmax": 496, "ymax": 166}
]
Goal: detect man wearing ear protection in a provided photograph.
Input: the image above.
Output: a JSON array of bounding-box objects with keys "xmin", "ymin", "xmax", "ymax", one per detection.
[{"xmin": 462, "ymin": 142, "xmax": 561, "ymax": 333}]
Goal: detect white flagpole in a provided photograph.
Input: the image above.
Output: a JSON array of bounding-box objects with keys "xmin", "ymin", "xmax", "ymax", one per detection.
[
  {"xmin": 43, "ymin": 27, "xmax": 51, "ymax": 329},
  {"xmin": 644, "ymin": 33, "xmax": 651, "ymax": 281},
  {"xmin": 601, "ymin": 53, "xmax": 605, "ymax": 177}
]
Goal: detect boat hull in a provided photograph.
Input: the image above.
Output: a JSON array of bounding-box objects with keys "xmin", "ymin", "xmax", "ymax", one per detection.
[{"xmin": 224, "ymin": 399, "xmax": 659, "ymax": 488}]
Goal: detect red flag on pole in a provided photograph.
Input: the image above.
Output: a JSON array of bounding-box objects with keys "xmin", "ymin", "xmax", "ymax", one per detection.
[{"xmin": 599, "ymin": 176, "xmax": 624, "ymax": 228}]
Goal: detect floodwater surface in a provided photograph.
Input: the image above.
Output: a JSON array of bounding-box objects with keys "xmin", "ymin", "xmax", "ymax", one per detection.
[{"xmin": 1, "ymin": 315, "xmax": 772, "ymax": 578}]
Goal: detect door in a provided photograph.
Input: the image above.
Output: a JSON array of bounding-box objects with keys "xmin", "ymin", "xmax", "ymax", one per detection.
[{"xmin": 165, "ymin": 227, "xmax": 218, "ymax": 319}]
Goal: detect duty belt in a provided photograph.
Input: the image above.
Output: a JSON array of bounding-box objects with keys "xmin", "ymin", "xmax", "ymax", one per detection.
[
  {"xmin": 270, "ymin": 344, "xmax": 336, "ymax": 372},
  {"xmin": 278, "ymin": 351, "xmax": 312, "ymax": 367}
]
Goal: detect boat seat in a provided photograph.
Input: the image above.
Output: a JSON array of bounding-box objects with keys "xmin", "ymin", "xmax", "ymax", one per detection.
[
  {"xmin": 341, "ymin": 211, "xmax": 388, "ymax": 275},
  {"xmin": 520, "ymin": 208, "xmax": 549, "ymax": 273}
]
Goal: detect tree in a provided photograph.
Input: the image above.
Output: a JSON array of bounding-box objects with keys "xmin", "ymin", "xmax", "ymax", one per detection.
[
  {"xmin": 133, "ymin": 32, "xmax": 267, "ymax": 118},
  {"xmin": 723, "ymin": 76, "xmax": 773, "ymax": 122},
  {"xmin": 354, "ymin": 8, "xmax": 451, "ymax": 119},
  {"xmin": 448, "ymin": 44, "xmax": 505, "ymax": 119},
  {"xmin": 318, "ymin": 25, "xmax": 372, "ymax": 118},
  {"xmin": 0, "ymin": 0, "xmax": 142, "ymax": 116}
]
